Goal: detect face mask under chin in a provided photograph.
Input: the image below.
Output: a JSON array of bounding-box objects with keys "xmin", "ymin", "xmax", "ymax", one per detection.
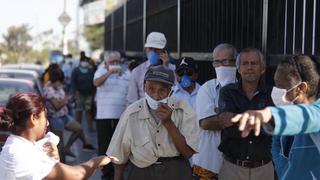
[{"xmin": 145, "ymin": 93, "xmax": 168, "ymax": 110}]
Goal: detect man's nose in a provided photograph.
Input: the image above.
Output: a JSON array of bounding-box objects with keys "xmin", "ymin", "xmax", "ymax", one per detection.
[{"xmin": 153, "ymin": 92, "xmax": 162, "ymax": 101}]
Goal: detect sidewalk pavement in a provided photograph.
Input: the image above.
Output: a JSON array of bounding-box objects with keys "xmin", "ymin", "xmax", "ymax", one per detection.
[{"xmin": 63, "ymin": 121, "xmax": 102, "ymax": 180}]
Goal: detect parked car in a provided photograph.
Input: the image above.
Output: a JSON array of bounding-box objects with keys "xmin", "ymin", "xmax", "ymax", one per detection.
[
  {"xmin": 0, "ymin": 78, "xmax": 40, "ymax": 151},
  {"xmin": 0, "ymin": 69, "xmax": 43, "ymax": 95},
  {"xmin": 1, "ymin": 64, "xmax": 45, "ymax": 78}
]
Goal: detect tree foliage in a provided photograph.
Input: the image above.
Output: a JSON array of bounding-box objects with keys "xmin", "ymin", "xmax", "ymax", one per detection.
[
  {"xmin": 83, "ymin": 24, "xmax": 104, "ymax": 50},
  {"xmin": 1, "ymin": 24, "xmax": 32, "ymax": 63},
  {"xmin": 0, "ymin": 25, "xmax": 57, "ymax": 65}
]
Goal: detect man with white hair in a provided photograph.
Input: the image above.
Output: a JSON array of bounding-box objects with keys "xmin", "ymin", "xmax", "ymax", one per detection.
[
  {"xmin": 93, "ymin": 50, "xmax": 130, "ymax": 179},
  {"xmin": 126, "ymin": 32, "xmax": 176, "ymax": 106},
  {"xmin": 192, "ymin": 43, "xmax": 238, "ymax": 180}
]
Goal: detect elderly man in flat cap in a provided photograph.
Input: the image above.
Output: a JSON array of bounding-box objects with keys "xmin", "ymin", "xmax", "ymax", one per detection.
[{"xmin": 107, "ymin": 65, "xmax": 199, "ymax": 180}]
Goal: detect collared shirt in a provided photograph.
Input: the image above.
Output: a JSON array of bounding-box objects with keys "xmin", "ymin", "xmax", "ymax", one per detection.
[
  {"xmin": 192, "ymin": 79, "xmax": 223, "ymax": 173},
  {"xmin": 126, "ymin": 61, "xmax": 176, "ymax": 106},
  {"xmin": 94, "ymin": 67, "xmax": 130, "ymax": 119},
  {"xmin": 106, "ymin": 97, "xmax": 199, "ymax": 168},
  {"xmin": 218, "ymin": 80, "xmax": 273, "ymax": 161},
  {"xmin": 172, "ymin": 82, "xmax": 201, "ymax": 111}
]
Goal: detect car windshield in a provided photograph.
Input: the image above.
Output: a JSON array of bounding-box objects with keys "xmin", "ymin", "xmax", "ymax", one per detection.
[{"xmin": 0, "ymin": 82, "xmax": 33, "ymax": 106}]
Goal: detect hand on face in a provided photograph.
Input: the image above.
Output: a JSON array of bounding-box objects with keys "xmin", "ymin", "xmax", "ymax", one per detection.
[
  {"xmin": 108, "ymin": 68, "xmax": 119, "ymax": 74},
  {"xmin": 159, "ymin": 51, "xmax": 169, "ymax": 66},
  {"xmin": 156, "ymin": 103, "xmax": 173, "ymax": 126}
]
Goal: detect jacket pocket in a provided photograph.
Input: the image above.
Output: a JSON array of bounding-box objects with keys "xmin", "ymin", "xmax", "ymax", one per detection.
[{"xmin": 133, "ymin": 136, "xmax": 150, "ymax": 147}]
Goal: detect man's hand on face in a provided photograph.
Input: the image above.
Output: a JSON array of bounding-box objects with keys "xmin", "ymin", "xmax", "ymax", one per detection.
[
  {"xmin": 156, "ymin": 103, "xmax": 173, "ymax": 126},
  {"xmin": 218, "ymin": 112, "xmax": 235, "ymax": 129},
  {"xmin": 159, "ymin": 51, "xmax": 169, "ymax": 66}
]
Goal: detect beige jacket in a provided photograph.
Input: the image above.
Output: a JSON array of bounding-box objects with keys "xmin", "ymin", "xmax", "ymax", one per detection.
[{"xmin": 106, "ymin": 97, "xmax": 199, "ymax": 168}]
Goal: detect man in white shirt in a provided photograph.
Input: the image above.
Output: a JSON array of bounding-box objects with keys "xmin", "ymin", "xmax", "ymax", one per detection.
[
  {"xmin": 93, "ymin": 50, "xmax": 130, "ymax": 179},
  {"xmin": 192, "ymin": 43, "xmax": 238, "ymax": 180}
]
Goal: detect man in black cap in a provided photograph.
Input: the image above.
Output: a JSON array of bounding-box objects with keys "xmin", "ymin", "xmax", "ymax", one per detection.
[
  {"xmin": 173, "ymin": 57, "xmax": 200, "ymax": 111},
  {"xmin": 107, "ymin": 65, "xmax": 199, "ymax": 180}
]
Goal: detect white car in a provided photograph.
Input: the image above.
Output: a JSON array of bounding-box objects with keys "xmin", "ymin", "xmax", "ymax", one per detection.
[
  {"xmin": 0, "ymin": 69, "xmax": 43, "ymax": 95},
  {"xmin": 1, "ymin": 64, "xmax": 44, "ymax": 78}
]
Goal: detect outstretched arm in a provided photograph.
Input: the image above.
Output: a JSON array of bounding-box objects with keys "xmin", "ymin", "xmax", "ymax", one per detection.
[
  {"xmin": 232, "ymin": 99, "xmax": 320, "ymax": 137},
  {"xmin": 46, "ymin": 156, "xmax": 116, "ymax": 180}
]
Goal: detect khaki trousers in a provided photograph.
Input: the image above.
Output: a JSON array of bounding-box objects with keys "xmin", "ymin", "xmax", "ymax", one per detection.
[{"xmin": 219, "ymin": 158, "xmax": 274, "ymax": 180}]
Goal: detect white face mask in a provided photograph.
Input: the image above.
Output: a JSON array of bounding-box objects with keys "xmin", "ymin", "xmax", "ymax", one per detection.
[
  {"xmin": 109, "ymin": 65, "xmax": 121, "ymax": 71},
  {"xmin": 145, "ymin": 93, "xmax": 168, "ymax": 110},
  {"xmin": 215, "ymin": 66, "xmax": 237, "ymax": 87},
  {"xmin": 271, "ymin": 84, "xmax": 300, "ymax": 106}
]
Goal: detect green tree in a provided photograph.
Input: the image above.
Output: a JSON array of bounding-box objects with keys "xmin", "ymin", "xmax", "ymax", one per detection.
[
  {"xmin": 2, "ymin": 24, "xmax": 32, "ymax": 63},
  {"xmin": 83, "ymin": 24, "xmax": 104, "ymax": 50}
]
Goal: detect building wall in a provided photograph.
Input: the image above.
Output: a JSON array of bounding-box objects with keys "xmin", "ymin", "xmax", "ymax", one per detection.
[{"xmin": 104, "ymin": 0, "xmax": 320, "ymax": 84}]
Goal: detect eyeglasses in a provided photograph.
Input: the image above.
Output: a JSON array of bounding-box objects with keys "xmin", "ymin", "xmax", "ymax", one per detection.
[
  {"xmin": 176, "ymin": 68, "xmax": 194, "ymax": 77},
  {"xmin": 212, "ymin": 58, "xmax": 235, "ymax": 67}
]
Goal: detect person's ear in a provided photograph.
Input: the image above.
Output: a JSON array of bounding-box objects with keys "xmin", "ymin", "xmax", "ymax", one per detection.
[
  {"xmin": 27, "ymin": 114, "xmax": 37, "ymax": 128},
  {"xmin": 298, "ymin": 82, "xmax": 308, "ymax": 94}
]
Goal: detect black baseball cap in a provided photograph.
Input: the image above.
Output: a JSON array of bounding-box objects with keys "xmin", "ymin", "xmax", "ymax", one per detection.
[{"xmin": 175, "ymin": 57, "xmax": 198, "ymax": 72}]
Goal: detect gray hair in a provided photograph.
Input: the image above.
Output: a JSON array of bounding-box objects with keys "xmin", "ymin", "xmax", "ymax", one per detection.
[
  {"xmin": 212, "ymin": 43, "xmax": 238, "ymax": 60},
  {"xmin": 104, "ymin": 50, "xmax": 121, "ymax": 62},
  {"xmin": 236, "ymin": 48, "xmax": 266, "ymax": 69}
]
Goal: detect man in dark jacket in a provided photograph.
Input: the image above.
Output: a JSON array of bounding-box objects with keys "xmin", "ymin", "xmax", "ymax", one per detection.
[{"xmin": 71, "ymin": 56, "xmax": 96, "ymax": 132}]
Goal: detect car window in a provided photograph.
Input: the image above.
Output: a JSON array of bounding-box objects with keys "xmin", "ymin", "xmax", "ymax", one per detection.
[
  {"xmin": 0, "ymin": 83, "xmax": 33, "ymax": 106},
  {"xmin": 0, "ymin": 73, "xmax": 13, "ymax": 78},
  {"xmin": 14, "ymin": 73, "xmax": 35, "ymax": 81}
]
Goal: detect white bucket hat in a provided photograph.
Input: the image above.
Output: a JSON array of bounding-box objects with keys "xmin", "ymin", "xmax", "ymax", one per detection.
[{"xmin": 144, "ymin": 32, "xmax": 167, "ymax": 49}]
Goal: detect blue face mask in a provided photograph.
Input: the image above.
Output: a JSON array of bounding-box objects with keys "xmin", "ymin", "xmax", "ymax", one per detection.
[
  {"xmin": 179, "ymin": 74, "xmax": 192, "ymax": 88},
  {"xmin": 79, "ymin": 67, "xmax": 88, "ymax": 73},
  {"xmin": 147, "ymin": 51, "xmax": 161, "ymax": 65}
]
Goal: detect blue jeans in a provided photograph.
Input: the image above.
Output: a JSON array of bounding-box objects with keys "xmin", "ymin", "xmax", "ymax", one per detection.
[{"xmin": 49, "ymin": 115, "xmax": 73, "ymax": 131}]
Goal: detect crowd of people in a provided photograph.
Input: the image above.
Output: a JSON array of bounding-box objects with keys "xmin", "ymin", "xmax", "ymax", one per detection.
[{"xmin": 0, "ymin": 31, "xmax": 319, "ymax": 180}]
